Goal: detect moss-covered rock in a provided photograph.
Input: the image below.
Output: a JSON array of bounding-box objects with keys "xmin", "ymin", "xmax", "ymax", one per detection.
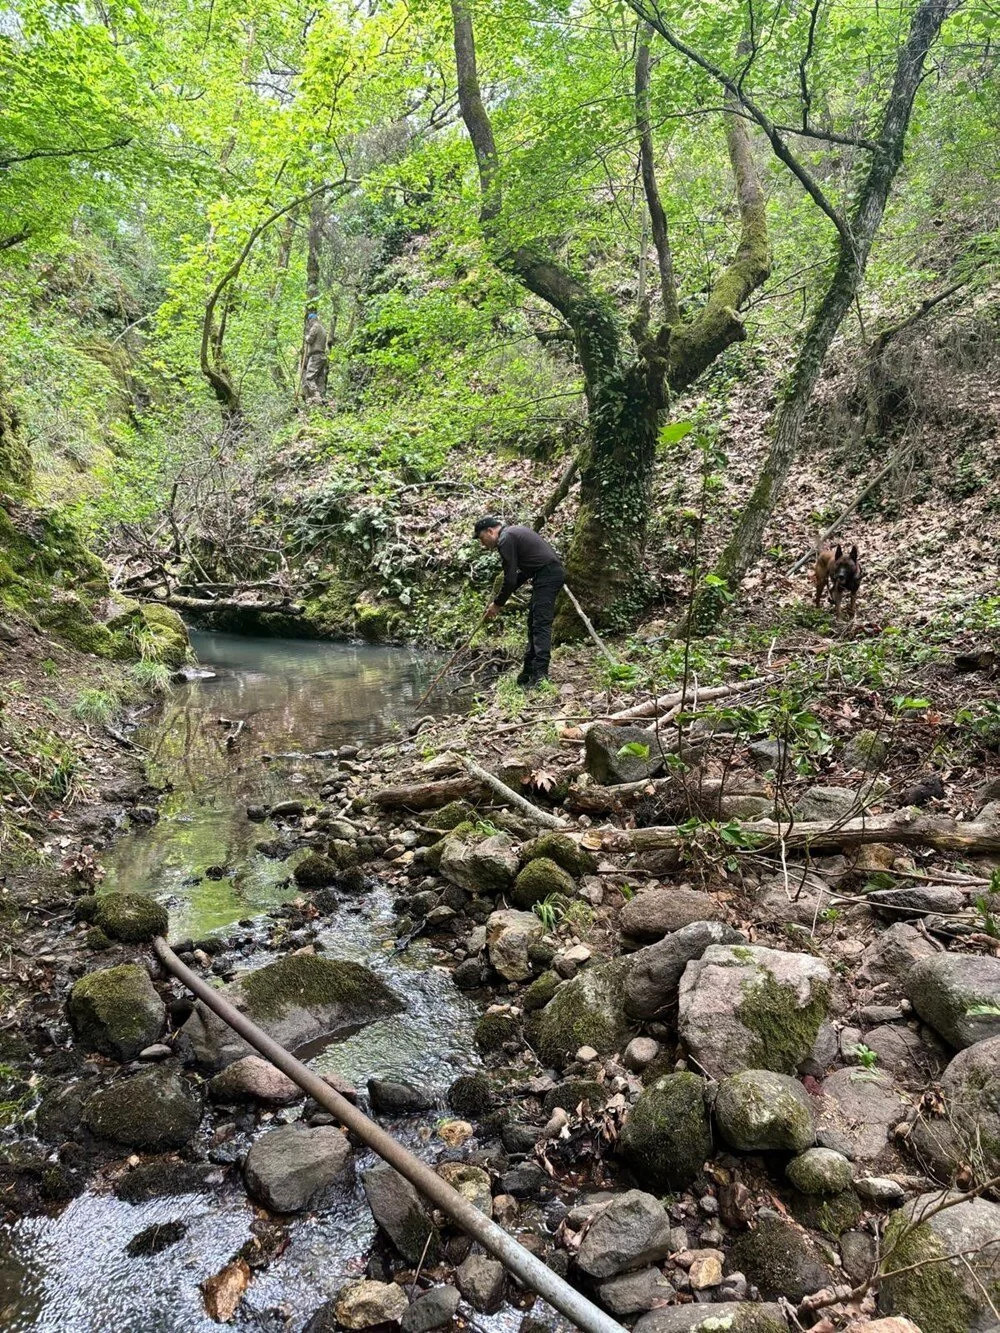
[
  {"xmin": 788, "ymin": 1186, "xmax": 863, "ymax": 1237},
  {"xmin": 94, "ymin": 891, "xmax": 169, "ymax": 943},
  {"xmin": 728, "ymin": 1212, "xmax": 834, "ymax": 1302},
  {"xmin": 531, "ymin": 958, "xmax": 633, "ymax": 1068},
  {"xmin": 39, "ymin": 591, "xmax": 116, "ymax": 657},
  {"xmin": 427, "ymin": 801, "xmax": 477, "ymax": 831},
  {"xmin": 181, "ymin": 954, "xmax": 404, "ymax": 1070},
  {"xmin": 68, "ymin": 964, "xmax": 165, "ymax": 1061},
  {"xmin": 448, "ymin": 1073, "xmax": 494, "ymax": 1118},
  {"xmin": 83, "ymin": 1066, "xmax": 202, "ymax": 1149},
  {"xmin": 85, "ymin": 926, "xmax": 113, "ymax": 951},
  {"xmin": 619, "ymin": 1072, "xmax": 712, "ymax": 1190},
  {"xmin": 510, "ymin": 857, "xmax": 575, "ymax": 910},
  {"xmin": 475, "ymin": 1010, "xmax": 521, "ymax": 1054},
  {"xmin": 440, "ymin": 826, "xmax": 519, "ymax": 897},
  {"xmin": 714, "ymin": 1069, "xmax": 815, "ymax": 1152},
  {"xmin": 354, "ymin": 598, "xmax": 394, "ymax": 642},
  {"xmin": 293, "ymin": 852, "xmax": 341, "ymax": 887},
  {"xmin": 522, "ymin": 970, "xmax": 562, "ymax": 1012},
  {"xmin": 520, "ymin": 833, "xmax": 596, "ymax": 879},
  {"xmin": 543, "ymin": 1079, "xmax": 607, "ymax": 1114},
  {"xmin": 879, "ymin": 1193, "xmax": 1000, "ymax": 1332},
  {"xmin": 786, "ymin": 1146, "xmax": 853, "ymax": 1195}
]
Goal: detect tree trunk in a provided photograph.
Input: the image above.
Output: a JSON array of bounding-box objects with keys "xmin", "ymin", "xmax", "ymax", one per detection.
[
  {"xmin": 697, "ymin": 0, "xmax": 960, "ymax": 622},
  {"xmin": 265, "ymin": 211, "xmax": 296, "ymax": 388}
]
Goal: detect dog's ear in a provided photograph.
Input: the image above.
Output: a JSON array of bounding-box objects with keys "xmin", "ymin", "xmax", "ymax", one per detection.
[
  {"xmin": 834, "ymin": 544, "xmax": 843, "ymax": 559},
  {"xmin": 849, "ymin": 544, "xmax": 859, "ymax": 561}
]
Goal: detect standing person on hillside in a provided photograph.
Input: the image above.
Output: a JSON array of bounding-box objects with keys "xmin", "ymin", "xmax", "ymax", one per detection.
[
  {"xmin": 474, "ymin": 516, "xmax": 565, "ymax": 687},
  {"xmin": 301, "ymin": 310, "xmax": 329, "ymax": 405}
]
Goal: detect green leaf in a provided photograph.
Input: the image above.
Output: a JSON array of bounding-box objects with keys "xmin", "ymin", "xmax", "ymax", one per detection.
[{"xmin": 617, "ymin": 741, "xmax": 650, "ymax": 760}]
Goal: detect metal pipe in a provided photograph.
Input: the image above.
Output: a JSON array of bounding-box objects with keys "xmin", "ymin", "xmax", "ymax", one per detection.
[{"xmin": 154, "ymin": 937, "xmax": 627, "ymax": 1333}]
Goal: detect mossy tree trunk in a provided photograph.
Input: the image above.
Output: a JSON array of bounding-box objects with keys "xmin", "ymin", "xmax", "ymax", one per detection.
[
  {"xmin": 451, "ymin": 3, "xmax": 770, "ymax": 631},
  {"xmin": 0, "ymin": 380, "xmax": 30, "ymax": 493}
]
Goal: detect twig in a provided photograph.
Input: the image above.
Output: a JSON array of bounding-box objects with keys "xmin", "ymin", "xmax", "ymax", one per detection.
[
  {"xmin": 562, "ymin": 584, "xmax": 619, "ymax": 668},
  {"xmin": 453, "ymin": 754, "xmax": 567, "ymax": 830}
]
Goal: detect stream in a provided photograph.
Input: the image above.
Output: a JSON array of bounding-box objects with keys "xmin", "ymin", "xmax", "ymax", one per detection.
[{"xmin": 1, "ymin": 632, "xmax": 506, "ymax": 1333}]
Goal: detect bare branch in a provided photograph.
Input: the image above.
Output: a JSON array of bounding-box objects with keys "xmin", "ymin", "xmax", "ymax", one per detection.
[
  {"xmin": 0, "ymin": 137, "xmax": 133, "ymax": 169},
  {"xmin": 635, "ymin": 27, "xmax": 679, "ymax": 321}
]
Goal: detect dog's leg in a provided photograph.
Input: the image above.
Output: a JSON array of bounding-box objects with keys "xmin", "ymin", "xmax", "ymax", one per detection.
[
  {"xmin": 814, "ymin": 570, "xmax": 826, "ymax": 608},
  {"xmin": 833, "ymin": 586, "xmax": 843, "ymax": 620},
  {"xmin": 849, "ymin": 589, "xmax": 857, "ymax": 620}
]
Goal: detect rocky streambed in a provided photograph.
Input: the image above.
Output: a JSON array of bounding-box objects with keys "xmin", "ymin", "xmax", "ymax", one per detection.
[{"xmin": 4, "ymin": 630, "xmax": 1000, "ymax": 1333}]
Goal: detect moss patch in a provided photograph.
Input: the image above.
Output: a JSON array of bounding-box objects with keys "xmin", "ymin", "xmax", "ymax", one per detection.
[
  {"xmin": 238, "ymin": 954, "xmax": 400, "ymax": 1021},
  {"xmin": 448, "ymin": 1073, "xmax": 494, "ymax": 1117},
  {"xmin": 293, "ymin": 852, "xmax": 341, "ymax": 887},
  {"xmin": 520, "ymin": 833, "xmax": 596, "ymax": 879},
  {"xmin": 427, "ymin": 800, "xmax": 477, "ymax": 831},
  {"xmin": 738, "ymin": 970, "xmax": 829, "ymax": 1074},
  {"xmin": 511, "ymin": 857, "xmax": 575, "ymax": 910},
  {"xmin": 531, "ymin": 958, "xmax": 633, "ymax": 1068},
  {"xmin": 879, "ymin": 1213, "xmax": 979, "ymax": 1333},
  {"xmin": 475, "ymin": 1011, "xmax": 521, "ymax": 1054},
  {"xmin": 522, "ymin": 970, "xmax": 562, "ymax": 1012},
  {"xmin": 789, "ymin": 1187, "xmax": 862, "ymax": 1237},
  {"xmin": 68, "ymin": 963, "xmax": 165, "ymax": 1061},
  {"xmin": 83, "ymin": 1066, "xmax": 202, "ymax": 1149}
]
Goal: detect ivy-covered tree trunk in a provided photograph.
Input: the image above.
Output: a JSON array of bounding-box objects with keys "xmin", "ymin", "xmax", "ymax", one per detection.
[{"xmin": 0, "ymin": 381, "xmax": 30, "ymax": 493}]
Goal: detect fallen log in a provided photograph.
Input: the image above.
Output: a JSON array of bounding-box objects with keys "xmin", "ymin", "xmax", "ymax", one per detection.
[
  {"xmin": 597, "ymin": 812, "xmax": 1000, "ymax": 857},
  {"xmin": 565, "ymin": 777, "xmax": 767, "ymax": 817},
  {"xmin": 144, "ymin": 594, "xmax": 304, "ymax": 615},
  {"xmin": 455, "ymin": 754, "xmax": 567, "ymax": 830},
  {"xmin": 602, "ymin": 676, "xmax": 771, "ymax": 726},
  {"xmin": 373, "ymin": 777, "xmax": 484, "ymax": 811}
]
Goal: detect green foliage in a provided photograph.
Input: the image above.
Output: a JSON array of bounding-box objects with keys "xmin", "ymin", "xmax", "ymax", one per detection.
[
  {"xmin": 617, "ymin": 740, "xmax": 651, "ymax": 760},
  {"xmin": 853, "ymin": 1044, "xmax": 879, "ymax": 1070},
  {"xmin": 532, "ymin": 893, "xmax": 569, "ymax": 931},
  {"xmin": 72, "ymin": 688, "xmax": 118, "ymax": 727}
]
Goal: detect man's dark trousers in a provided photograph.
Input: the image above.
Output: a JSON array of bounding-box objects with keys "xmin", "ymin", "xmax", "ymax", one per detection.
[{"xmin": 521, "ymin": 561, "xmax": 565, "ymax": 683}]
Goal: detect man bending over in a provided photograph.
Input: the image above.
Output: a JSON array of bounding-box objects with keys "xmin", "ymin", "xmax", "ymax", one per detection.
[{"xmin": 474, "ymin": 516, "xmax": 565, "ymax": 688}]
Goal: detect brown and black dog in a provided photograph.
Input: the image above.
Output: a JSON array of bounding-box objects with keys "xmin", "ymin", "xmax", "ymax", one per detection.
[{"xmin": 814, "ymin": 543, "xmax": 862, "ymax": 619}]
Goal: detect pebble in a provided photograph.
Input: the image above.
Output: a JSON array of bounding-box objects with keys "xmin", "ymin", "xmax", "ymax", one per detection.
[
  {"xmin": 576, "ymin": 1046, "xmax": 599, "ymax": 1062},
  {"xmin": 138, "ymin": 1043, "xmax": 172, "ymax": 1060},
  {"xmin": 623, "ymin": 1037, "xmax": 661, "ymax": 1072},
  {"xmin": 854, "ymin": 1176, "xmax": 907, "ymax": 1207},
  {"xmin": 687, "ymin": 1250, "xmax": 724, "ymax": 1289}
]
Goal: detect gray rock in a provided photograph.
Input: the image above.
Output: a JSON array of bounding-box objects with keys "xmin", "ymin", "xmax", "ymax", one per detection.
[
  {"xmin": 908, "ymin": 1035, "xmax": 1000, "ymax": 1182},
  {"xmin": 678, "ymin": 943, "xmax": 831, "ymax": 1078},
  {"xmin": 456, "ymin": 1255, "xmax": 505, "ymax": 1312},
  {"xmin": 842, "ymin": 730, "xmax": 888, "ymax": 771},
  {"xmin": 906, "ymin": 953, "xmax": 1000, "ymax": 1049},
  {"xmin": 634, "ymin": 1301, "xmax": 787, "ymax": 1332},
  {"xmin": 863, "ymin": 1024, "xmax": 945, "ymax": 1082},
  {"xmin": 714, "ymin": 1070, "xmax": 815, "ymax": 1153},
  {"xmin": 83, "ymin": 1066, "xmax": 201, "ymax": 1150},
  {"xmin": 400, "ymin": 1286, "xmax": 459, "ymax": 1333},
  {"xmin": 576, "ymin": 1190, "xmax": 673, "ymax": 1278},
  {"xmin": 869, "ymin": 886, "xmax": 966, "ymax": 918},
  {"xmin": 858, "ymin": 923, "xmax": 939, "ymax": 990},
  {"xmin": 623, "ymin": 1037, "xmax": 661, "ymax": 1071},
  {"xmin": 597, "ymin": 1267, "xmax": 676, "ymax": 1316},
  {"xmin": 748, "ymin": 739, "xmax": 787, "ymax": 773},
  {"xmin": 816, "ymin": 1067, "xmax": 908, "ymax": 1163},
  {"xmin": 625, "ymin": 921, "xmax": 745, "ymax": 1020},
  {"xmin": 854, "ymin": 1177, "xmax": 907, "ymax": 1207},
  {"xmin": 786, "ymin": 1147, "xmax": 853, "ymax": 1194},
  {"xmin": 440, "ymin": 830, "xmax": 519, "ymax": 896},
  {"xmin": 619, "ymin": 1073, "xmax": 712, "ymax": 1190},
  {"xmin": 209, "ymin": 1055, "xmax": 301, "ymax": 1105},
  {"xmin": 800, "ymin": 1021, "xmax": 838, "ymax": 1077},
  {"xmin": 486, "ymin": 909, "xmax": 544, "ymax": 982},
  {"xmin": 68, "ymin": 964, "xmax": 165, "ymax": 1062},
  {"xmin": 619, "ymin": 889, "xmax": 719, "ymax": 945},
  {"xmin": 362, "ymin": 1165, "xmax": 440, "ymax": 1265},
  {"xmin": 880, "ymin": 1192, "xmax": 1000, "ymax": 1331},
  {"xmin": 728, "ymin": 1210, "xmax": 834, "ymax": 1302},
  {"xmin": 243, "ymin": 1124, "xmax": 352, "ymax": 1212},
  {"xmin": 180, "ymin": 954, "xmax": 403, "ymax": 1070},
  {"xmin": 839, "ymin": 1229, "xmax": 877, "ymax": 1284},
  {"xmin": 368, "ymin": 1079, "xmax": 432, "ymax": 1115},
  {"xmin": 585, "ymin": 724, "xmax": 664, "ymax": 785},
  {"xmin": 793, "ymin": 786, "xmax": 862, "ymax": 822}
]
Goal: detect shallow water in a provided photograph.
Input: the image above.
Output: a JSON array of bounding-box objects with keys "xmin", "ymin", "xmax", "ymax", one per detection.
[{"xmin": 2, "ymin": 631, "xmax": 501, "ymax": 1333}]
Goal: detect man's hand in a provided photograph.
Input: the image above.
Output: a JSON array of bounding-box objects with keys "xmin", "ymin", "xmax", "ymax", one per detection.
[{"xmin": 484, "ymin": 602, "xmax": 500, "ymax": 621}]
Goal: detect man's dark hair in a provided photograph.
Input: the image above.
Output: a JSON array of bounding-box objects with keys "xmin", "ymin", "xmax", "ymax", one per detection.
[{"xmin": 474, "ymin": 515, "xmax": 502, "ymax": 536}]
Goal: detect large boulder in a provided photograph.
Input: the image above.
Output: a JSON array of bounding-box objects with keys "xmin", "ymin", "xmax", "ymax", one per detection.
[
  {"xmin": 531, "ymin": 958, "xmax": 633, "ymax": 1068},
  {"xmin": 511, "ymin": 857, "xmax": 576, "ymax": 910},
  {"xmin": 714, "ymin": 1070, "xmax": 815, "ymax": 1153},
  {"xmin": 108, "ymin": 602, "xmax": 191, "ymax": 667},
  {"xmin": 879, "ymin": 1192, "xmax": 1000, "ymax": 1331},
  {"xmin": 620, "ymin": 888, "xmax": 721, "ymax": 946},
  {"xmin": 243, "ymin": 1124, "xmax": 352, "ymax": 1212},
  {"xmin": 618, "ymin": 1072, "xmax": 712, "ymax": 1189},
  {"xmin": 792, "ymin": 786, "xmax": 862, "ymax": 822},
  {"xmin": 634, "ymin": 1303, "xmax": 787, "ymax": 1333},
  {"xmin": 93, "ymin": 891, "xmax": 168, "ymax": 943},
  {"xmin": 625, "ymin": 921, "xmax": 744, "ymax": 1018},
  {"xmin": 909, "ymin": 1035, "xmax": 1000, "ymax": 1183},
  {"xmin": 905, "ymin": 954, "xmax": 1000, "ymax": 1049},
  {"xmin": 439, "ymin": 828, "xmax": 519, "ymax": 896},
  {"xmin": 585, "ymin": 724, "xmax": 664, "ymax": 785},
  {"xmin": 68, "ymin": 964, "xmax": 165, "ymax": 1061},
  {"xmin": 362, "ymin": 1165, "xmax": 440, "ymax": 1265},
  {"xmin": 678, "ymin": 944, "xmax": 830, "ymax": 1078},
  {"xmin": 815, "ymin": 1067, "xmax": 908, "ymax": 1163},
  {"xmin": 575, "ymin": 1189, "xmax": 673, "ymax": 1278},
  {"xmin": 83, "ymin": 1065, "xmax": 201, "ymax": 1149},
  {"xmin": 180, "ymin": 954, "xmax": 403, "ymax": 1070},
  {"xmin": 728, "ymin": 1211, "xmax": 835, "ymax": 1302},
  {"xmin": 486, "ymin": 909, "xmax": 545, "ymax": 982}
]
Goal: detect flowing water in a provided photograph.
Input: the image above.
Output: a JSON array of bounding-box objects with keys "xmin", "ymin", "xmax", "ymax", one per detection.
[{"xmin": 0, "ymin": 632, "xmax": 508, "ymax": 1333}]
